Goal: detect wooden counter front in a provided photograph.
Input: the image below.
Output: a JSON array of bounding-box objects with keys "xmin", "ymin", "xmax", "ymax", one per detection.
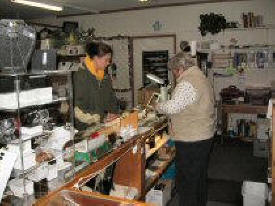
[
  {"xmin": 36, "ymin": 188, "xmax": 149, "ymax": 206},
  {"xmin": 35, "ymin": 118, "xmax": 168, "ymax": 206}
]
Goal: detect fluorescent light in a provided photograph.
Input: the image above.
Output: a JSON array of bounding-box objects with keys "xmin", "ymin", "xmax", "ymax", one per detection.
[
  {"xmin": 146, "ymin": 74, "xmax": 165, "ymax": 85},
  {"xmin": 11, "ymin": 0, "xmax": 63, "ymax": 11}
]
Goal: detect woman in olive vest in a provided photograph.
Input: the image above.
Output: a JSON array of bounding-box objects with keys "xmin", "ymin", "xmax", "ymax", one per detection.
[{"xmin": 73, "ymin": 41, "xmax": 118, "ymax": 130}]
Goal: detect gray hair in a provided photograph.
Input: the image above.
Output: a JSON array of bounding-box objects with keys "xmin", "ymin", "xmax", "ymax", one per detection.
[{"xmin": 167, "ymin": 52, "xmax": 197, "ymax": 71}]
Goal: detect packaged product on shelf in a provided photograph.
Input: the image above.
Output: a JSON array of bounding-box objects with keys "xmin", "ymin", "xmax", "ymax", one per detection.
[
  {"xmin": 0, "ymin": 87, "xmax": 53, "ymax": 110},
  {"xmin": 8, "ymin": 178, "xmax": 34, "ymax": 198}
]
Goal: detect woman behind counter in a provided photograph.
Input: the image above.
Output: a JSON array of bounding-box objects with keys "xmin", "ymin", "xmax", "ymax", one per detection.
[{"xmin": 73, "ymin": 41, "xmax": 119, "ymax": 130}]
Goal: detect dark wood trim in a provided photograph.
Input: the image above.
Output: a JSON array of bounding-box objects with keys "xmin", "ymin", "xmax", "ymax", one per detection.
[
  {"xmin": 57, "ymin": 12, "xmax": 94, "ymax": 18},
  {"xmin": 92, "ymin": 36, "xmax": 130, "ymax": 41},
  {"xmin": 113, "ymin": 88, "xmax": 132, "ymax": 93},
  {"xmin": 221, "ymin": 104, "xmax": 268, "ymax": 114},
  {"xmin": 131, "ymin": 34, "xmax": 176, "ymax": 54},
  {"xmin": 27, "ymin": 22, "xmax": 62, "ymax": 29},
  {"xmin": 130, "ymin": 34, "xmax": 176, "ymax": 105},
  {"xmin": 57, "ymin": 0, "xmax": 249, "ymax": 18},
  {"xmin": 100, "ymin": 0, "xmax": 249, "ymax": 15},
  {"xmin": 129, "ymin": 37, "xmax": 135, "ymax": 107}
]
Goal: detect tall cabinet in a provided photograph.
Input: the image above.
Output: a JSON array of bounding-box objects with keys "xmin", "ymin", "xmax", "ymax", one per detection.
[{"xmin": 0, "ymin": 70, "xmax": 75, "ymax": 205}]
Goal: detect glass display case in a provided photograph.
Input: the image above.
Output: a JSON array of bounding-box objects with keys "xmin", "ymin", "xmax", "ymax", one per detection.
[{"xmin": 0, "ymin": 70, "xmax": 75, "ymax": 205}]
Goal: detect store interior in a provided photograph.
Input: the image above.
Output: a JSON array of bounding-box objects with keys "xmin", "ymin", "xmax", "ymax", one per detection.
[{"xmin": 0, "ymin": 0, "xmax": 275, "ymax": 206}]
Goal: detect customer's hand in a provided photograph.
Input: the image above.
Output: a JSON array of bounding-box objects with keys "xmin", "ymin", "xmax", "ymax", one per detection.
[
  {"xmin": 74, "ymin": 107, "xmax": 100, "ymax": 124},
  {"xmin": 147, "ymin": 101, "xmax": 158, "ymax": 111}
]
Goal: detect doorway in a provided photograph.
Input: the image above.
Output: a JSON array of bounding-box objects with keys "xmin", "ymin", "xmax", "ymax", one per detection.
[{"xmin": 131, "ymin": 34, "xmax": 176, "ymax": 105}]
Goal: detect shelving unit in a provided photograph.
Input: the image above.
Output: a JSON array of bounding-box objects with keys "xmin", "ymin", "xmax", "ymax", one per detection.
[
  {"xmin": 220, "ymin": 104, "xmax": 268, "ymax": 143},
  {"xmin": 142, "ymin": 50, "xmax": 169, "ymax": 86},
  {"xmin": 58, "ymin": 54, "xmax": 85, "ymax": 62},
  {"xmin": 146, "ymin": 135, "xmax": 169, "ymax": 159},
  {"xmin": 145, "ymin": 151, "xmax": 175, "ymax": 194},
  {"xmin": 0, "ymin": 70, "xmax": 75, "ymax": 205},
  {"xmin": 224, "ymin": 26, "xmax": 275, "ymax": 31}
]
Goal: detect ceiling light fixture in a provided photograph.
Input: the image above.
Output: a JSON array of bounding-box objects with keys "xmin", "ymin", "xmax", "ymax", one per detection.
[
  {"xmin": 11, "ymin": 0, "xmax": 63, "ymax": 11},
  {"xmin": 138, "ymin": 0, "xmax": 149, "ymax": 2}
]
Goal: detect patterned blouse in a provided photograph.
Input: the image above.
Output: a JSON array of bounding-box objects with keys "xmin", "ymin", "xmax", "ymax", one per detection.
[{"xmin": 156, "ymin": 81, "xmax": 197, "ymax": 114}]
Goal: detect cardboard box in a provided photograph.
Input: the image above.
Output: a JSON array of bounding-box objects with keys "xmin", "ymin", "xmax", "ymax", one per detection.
[{"xmin": 146, "ymin": 180, "xmax": 172, "ymax": 206}]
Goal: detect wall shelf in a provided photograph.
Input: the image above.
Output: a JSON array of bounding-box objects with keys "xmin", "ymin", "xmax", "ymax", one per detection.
[
  {"xmin": 145, "ymin": 151, "xmax": 175, "ymax": 195},
  {"xmin": 146, "ymin": 136, "xmax": 169, "ymax": 159},
  {"xmin": 224, "ymin": 26, "xmax": 275, "ymax": 31}
]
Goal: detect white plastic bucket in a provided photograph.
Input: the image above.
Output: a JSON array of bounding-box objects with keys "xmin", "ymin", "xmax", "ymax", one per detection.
[{"xmin": 242, "ymin": 181, "xmax": 268, "ymax": 206}]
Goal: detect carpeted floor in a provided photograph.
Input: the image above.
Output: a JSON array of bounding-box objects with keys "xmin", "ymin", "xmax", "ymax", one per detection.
[
  {"xmin": 168, "ymin": 137, "xmax": 268, "ymax": 206},
  {"xmin": 207, "ymin": 138, "xmax": 267, "ymax": 205},
  {"xmin": 207, "ymin": 178, "xmax": 242, "ymax": 205}
]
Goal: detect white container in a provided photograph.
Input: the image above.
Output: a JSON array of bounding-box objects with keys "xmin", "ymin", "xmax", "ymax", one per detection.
[
  {"xmin": 47, "ymin": 162, "xmax": 58, "ymax": 181},
  {"xmin": 8, "ymin": 140, "xmax": 32, "ymax": 154},
  {"xmin": 8, "ymin": 178, "xmax": 34, "ymax": 198},
  {"xmin": 242, "ymin": 181, "xmax": 268, "ymax": 206},
  {"xmin": 146, "ymin": 180, "xmax": 172, "ymax": 206},
  {"xmin": 88, "ymin": 134, "xmax": 106, "ymax": 151},
  {"xmin": 14, "ymin": 152, "xmax": 36, "ymax": 171},
  {"xmin": 243, "ymin": 194, "xmax": 265, "ymax": 206}
]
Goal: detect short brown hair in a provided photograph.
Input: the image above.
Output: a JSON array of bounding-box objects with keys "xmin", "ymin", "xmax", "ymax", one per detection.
[{"xmin": 86, "ymin": 41, "xmax": 112, "ymax": 58}]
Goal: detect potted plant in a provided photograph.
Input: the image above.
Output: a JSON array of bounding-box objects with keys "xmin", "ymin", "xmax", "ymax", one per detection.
[{"xmin": 199, "ymin": 13, "xmax": 227, "ymax": 36}]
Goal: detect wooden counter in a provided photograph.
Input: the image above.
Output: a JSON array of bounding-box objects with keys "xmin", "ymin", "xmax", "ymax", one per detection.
[{"xmin": 36, "ymin": 117, "xmax": 169, "ymax": 206}]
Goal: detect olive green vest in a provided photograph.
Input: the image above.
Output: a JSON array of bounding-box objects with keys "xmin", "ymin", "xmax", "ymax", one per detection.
[{"xmin": 73, "ymin": 65, "xmax": 118, "ymax": 129}]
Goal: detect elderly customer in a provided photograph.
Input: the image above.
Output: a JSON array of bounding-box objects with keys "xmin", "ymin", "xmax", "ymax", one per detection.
[{"xmin": 155, "ymin": 52, "xmax": 215, "ymax": 206}]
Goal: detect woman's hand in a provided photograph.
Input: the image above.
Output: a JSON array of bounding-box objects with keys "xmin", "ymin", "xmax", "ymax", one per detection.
[{"xmin": 104, "ymin": 113, "xmax": 119, "ymax": 123}]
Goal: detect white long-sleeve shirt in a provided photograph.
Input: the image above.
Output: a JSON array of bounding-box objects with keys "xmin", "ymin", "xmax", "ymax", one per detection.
[{"xmin": 156, "ymin": 81, "xmax": 197, "ymax": 114}]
